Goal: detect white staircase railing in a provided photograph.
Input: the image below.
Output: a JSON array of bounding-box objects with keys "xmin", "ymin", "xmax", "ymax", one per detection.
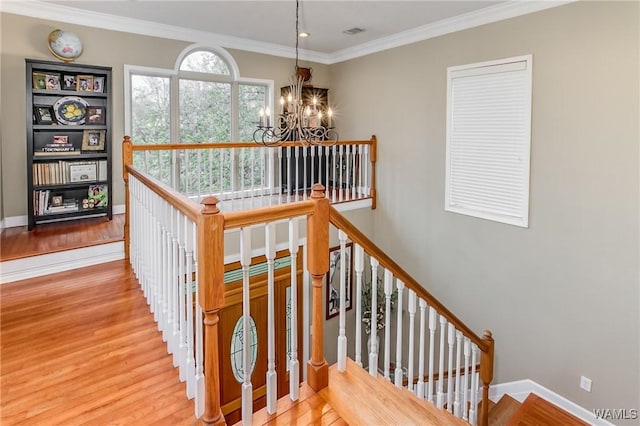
[
  {"xmin": 124, "ymin": 137, "xmax": 377, "ymax": 210},
  {"xmin": 329, "ymin": 206, "xmax": 494, "ymax": 426}
]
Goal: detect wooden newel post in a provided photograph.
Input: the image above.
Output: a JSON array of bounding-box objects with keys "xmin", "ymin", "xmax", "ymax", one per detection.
[
  {"xmin": 122, "ymin": 136, "xmax": 133, "ymax": 260},
  {"xmin": 198, "ymin": 196, "xmax": 226, "ymax": 426},
  {"xmin": 479, "ymin": 330, "xmax": 494, "ymax": 426},
  {"xmin": 306, "ymin": 184, "xmax": 330, "ymax": 391}
]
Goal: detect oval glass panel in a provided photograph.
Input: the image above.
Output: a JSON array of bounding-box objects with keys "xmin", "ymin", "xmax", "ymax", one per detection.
[{"xmin": 230, "ymin": 315, "xmax": 258, "ymax": 383}]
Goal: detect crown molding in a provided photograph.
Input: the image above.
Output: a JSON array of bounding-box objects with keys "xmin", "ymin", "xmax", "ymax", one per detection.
[
  {"xmin": 1, "ymin": 0, "xmax": 574, "ymax": 65},
  {"xmin": 330, "ymin": 0, "xmax": 576, "ymax": 63}
]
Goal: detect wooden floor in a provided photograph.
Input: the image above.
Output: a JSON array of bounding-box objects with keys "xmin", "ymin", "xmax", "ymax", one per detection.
[
  {"xmin": 0, "ymin": 214, "xmax": 124, "ymax": 262},
  {"xmin": 0, "ymin": 260, "xmax": 197, "ymax": 425}
]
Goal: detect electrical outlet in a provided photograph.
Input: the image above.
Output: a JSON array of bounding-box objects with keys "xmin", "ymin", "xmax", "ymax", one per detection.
[{"xmin": 580, "ymin": 376, "xmax": 592, "ymax": 392}]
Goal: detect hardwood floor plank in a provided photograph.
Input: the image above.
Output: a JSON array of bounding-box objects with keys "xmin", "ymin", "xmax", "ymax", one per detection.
[
  {"xmin": 0, "ymin": 260, "xmax": 195, "ymax": 425},
  {"xmin": 0, "ymin": 214, "xmax": 124, "ymax": 261}
]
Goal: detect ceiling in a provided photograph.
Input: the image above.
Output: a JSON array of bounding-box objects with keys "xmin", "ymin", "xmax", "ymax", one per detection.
[{"xmin": 6, "ymin": 1, "xmax": 568, "ymax": 63}]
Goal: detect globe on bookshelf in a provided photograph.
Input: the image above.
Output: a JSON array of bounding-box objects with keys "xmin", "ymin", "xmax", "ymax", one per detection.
[{"xmin": 48, "ymin": 30, "xmax": 83, "ymax": 63}]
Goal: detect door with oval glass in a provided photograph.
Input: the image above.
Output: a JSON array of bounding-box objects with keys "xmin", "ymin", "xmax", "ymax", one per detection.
[{"xmin": 218, "ymin": 249, "xmax": 303, "ymax": 424}]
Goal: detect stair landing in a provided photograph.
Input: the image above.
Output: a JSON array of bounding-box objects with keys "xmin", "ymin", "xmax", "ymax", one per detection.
[{"xmin": 248, "ymin": 358, "xmax": 466, "ymax": 426}]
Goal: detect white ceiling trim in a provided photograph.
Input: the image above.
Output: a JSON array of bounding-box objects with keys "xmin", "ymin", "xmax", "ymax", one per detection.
[
  {"xmin": 1, "ymin": 0, "xmax": 574, "ymax": 65},
  {"xmin": 330, "ymin": 0, "xmax": 576, "ymax": 63}
]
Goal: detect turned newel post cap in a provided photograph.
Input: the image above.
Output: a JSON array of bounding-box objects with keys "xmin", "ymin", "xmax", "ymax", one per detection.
[
  {"xmin": 311, "ymin": 184, "xmax": 326, "ymax": 199},
  {"xmin": 483, "ymin": 330, "xmax": 493, "ymax": 340},
  {"xmin": 123, "ymin": 135, "xmax": 131, "ymax": 143},
  {"xmin": 201, "ymin": 196, "xmax": 220, "ymax": 214}
]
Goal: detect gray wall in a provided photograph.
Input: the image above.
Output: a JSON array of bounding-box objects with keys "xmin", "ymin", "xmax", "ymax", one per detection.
[{"xmin": 331, "ymin": 1, "xmax": 639, "ymax": 418}]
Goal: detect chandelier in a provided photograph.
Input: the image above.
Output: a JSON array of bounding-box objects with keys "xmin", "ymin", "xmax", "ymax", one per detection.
[{"xmin": 253, "ymin": 0, "xmax": 338, "ymax": 146}]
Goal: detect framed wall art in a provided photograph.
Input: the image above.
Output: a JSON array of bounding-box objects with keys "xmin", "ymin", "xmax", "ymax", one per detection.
[{"xmin": 326, "ymin": 242, "xmax": 353, "ymax": 320}]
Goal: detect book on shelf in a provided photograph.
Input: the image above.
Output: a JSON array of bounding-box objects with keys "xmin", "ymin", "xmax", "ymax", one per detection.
[
  {"xmin": 32, "ymin": 160, "xmax": 108, "ymax": 186},
  {"xmin": 35, "ymin": 150, "xmax": 81, "ymax": 156}
]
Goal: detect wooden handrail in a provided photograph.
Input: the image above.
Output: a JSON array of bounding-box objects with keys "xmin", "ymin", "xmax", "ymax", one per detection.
[
  {"xmin": 222, "ymin": 201, "xmax": 315, "ymax": 230},
  {"xmin": 128, "ymin": 138, "xmax": 375, "ymax": 152},
  {"xmin": 125, "ymin": 165, "xmax": 201, "ymax": 222},
  {"xmin": 328, "ymin": 205, "xmax": 489, "ymax": 353}
]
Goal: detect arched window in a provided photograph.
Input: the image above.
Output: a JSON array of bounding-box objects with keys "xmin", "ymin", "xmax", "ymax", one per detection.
[{"xmin": 125, "ymin": 45, "xmax": 273, "ymax": 192}]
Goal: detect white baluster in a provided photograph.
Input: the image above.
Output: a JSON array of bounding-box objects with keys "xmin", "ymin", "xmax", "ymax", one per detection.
[
  {"xmin": 447, "ymin": 323, "xmax": 455, "ymax": 414},
  {"xmin": 310, "ymin": 146, "xmax": 316, "ymax": 191},
  {"xmin": 265, "ymin": 222, "xmax": 277, "ymax": 414},
  {"xmin": 240, "ymin": 227, "xmax": 253, "ymax": 424},
  {"xmin": 288, "ymin": 218, "xmax": 300, "ymax": 400},
  {"xmin": 294, "ymin": 147, "xmax": 300, "ymax": 199},
  {"xmin": 428, "ymin": 306, "xmax": 436, "ymax": 403},
  {"xmin": 354, "ymin": 244, "xmax": 364, "ymax": 367},
  {"xmin": 286, "ymin": 146, "xmax": 292, "ymax": 201},
  {"xmin": 383, "ymin": 269, "xmax": 393, "ymax": 379},
  {"xmin": 208, "ymin": 149, "xmax": 213, "ymax": 196},
  {"xmin": 351, "ymin": 145, "xmax": 357, "ymax": 199},
  {"xmin": 454, "ymin": 330, "xmax": 463, "ymax": 417},
  {"xmin": 331, "ymin": 145, "xmax": 337, "ymax": 202},
  {"xmin": 324, "ymin": 146, "xmax": 330, "ymax": 199},
  {"xmin": 407, "ymin": 290, "xmax": 417, "ymax": 392},
  {"xmin": 364, "ymin": 145, "xmax": 370, "ymax": 196},
  {"xmin": 160, "ymin": 200, "xmax": 169, "ymax": 343},
  {"xmin": 219, "ymin": 149, "xmax": 224, "ymax": 194},
  {"xmin": 470, "ymin": 343, "xmax": 479, "ymax": 425},
  {"xmin": 416, "ymin": 299, "xmax": 427, "ymax": 399},
  {"xmin": 337, "ymin": 230, "xmax": 348, "ymax": 372},
  {"xmin": 437, "ymin": 315, "xmax": 447, "ymax": 409},
  {"xmin": 302, "ymin": 147, "xmax": 308, "ymax": 198},
  {"xmin": 267, "ymin": 148, "xmax": 274, "ymax": 196},
  {"xmin": 338, "ymin": 145, "xmax": 344, "ymax": 201},
  {"xmin": 358, "ymin": 145, "xmax": 364, "ymax": 197},
  {"xmin": 394, "ymin": 280, "xmax": 404, "ymax": 388},
  {"xmin": 185, "ymin": 219, "xmax": 196, "ymax": 399},
  {"xmin": 368, "ymin": 257, "xmax": 379, "ymax": 376},
  {"xmin": 177, "ymin": 211, "xmax": 187, "ymax": 381},
  {"xmin": 463, "ymin": 338, "xmax": 470, "ymax": 421},
  {"xmin": 194, "ymin": 234, "xmax": 205, "ymax": 418},
  {"xmin": 302, "ymin": 242, "xmax": 310, "ymax": 381},
  {"xmin": 170, "ymin": 206, "xmax": 179, "ymax": 365}
]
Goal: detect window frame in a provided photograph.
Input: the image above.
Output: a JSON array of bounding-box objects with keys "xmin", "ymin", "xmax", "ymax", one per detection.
[
  {"xmin": 445, "ymin": 54, "xmax": 533, "ymax": 228},
  {"xmin": 124, "ymin": 44, "xmax": 274, "ymax": 194}
]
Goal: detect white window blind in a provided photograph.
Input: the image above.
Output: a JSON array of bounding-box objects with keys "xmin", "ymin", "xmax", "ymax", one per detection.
[{"xmin": 445, "ymin": 55, "xmax": 532, "ymax": 227}]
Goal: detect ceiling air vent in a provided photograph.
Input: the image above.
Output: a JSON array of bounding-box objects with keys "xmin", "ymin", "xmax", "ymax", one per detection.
[{"xmin": 343, "ymin": 27, "xmax": 365, "ymax": 35}]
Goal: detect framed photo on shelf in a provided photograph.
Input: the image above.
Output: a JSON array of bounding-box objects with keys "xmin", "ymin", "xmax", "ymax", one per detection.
[
  {"xmin": 34, "ymin": 105, "xmax": 55, "ymax": 124},
  {"xmin": 82, "ymin": 130, "xmax": 105, "ymax": 151},
  {"xmin": 93, "ymin": 77, "xmax": 105, "ymax": 93},
  {"xmin": 62, "ymin": 74, "xmax": 76, "ymax": 91},
  {"xmin": 45, "ymin": 73, "xmax": 61, "ymax": 90},
  {"xmin": 51, "ymin": 195, "xmax": 63, "ymax": 207},
  {"xmin": 326, "ymin": 242, "xmax": 353, "ymax": 320},
  {"xmin": 69, "ymin": 163, "xmax": 97, "ymax": 182},
  {"xmin": 76, "ymin": 75, "xmax": 94, "ymax": 92},
  {"xmin": 32, "ymin": 72, "xmax": 47, "ymax": 89},
  {"xmin": 53, "ymin": 135, "xmax": 69, "ymax": 144},
  {"xmin": 86, "ymin": 106, "xmax": 106, "ymax": 125}
]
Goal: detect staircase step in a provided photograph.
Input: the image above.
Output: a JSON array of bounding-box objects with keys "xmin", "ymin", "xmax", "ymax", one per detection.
[
  {"xmin": 489, "ymin": 394, "xmax": 521, "ymax": 426},
  {"xmin": 319, "ymin": 358, "xmax": 468, "ymax": 425},
  {"xmin": 507, "ymin": 393, "xmax": 589, "ymax": 426}
]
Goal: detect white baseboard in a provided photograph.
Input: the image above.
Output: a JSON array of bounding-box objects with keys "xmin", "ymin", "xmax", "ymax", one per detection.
[
  {"xmin": 0, "ymin": 241, "xmax": 124, "ymax": 284},
  {"xmin": 0, "ymin": 204, "xmax": 125, "ymax": 230},
  {"xmin": 490, "ymin": 379, "xmax": 615, "ymax": 426},
  {"xmin": 2, "ymin": 215, "xmax": 28, "ymax": 229}
]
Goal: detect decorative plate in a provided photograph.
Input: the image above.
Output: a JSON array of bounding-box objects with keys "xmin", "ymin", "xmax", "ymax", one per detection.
[
  {"xmin": 53, "ymin": 96, "xmax": 88, "ymax": 125},
  {"xmin": 48, "ymin": 29, "xmax": 83, "ymax": 63}
]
